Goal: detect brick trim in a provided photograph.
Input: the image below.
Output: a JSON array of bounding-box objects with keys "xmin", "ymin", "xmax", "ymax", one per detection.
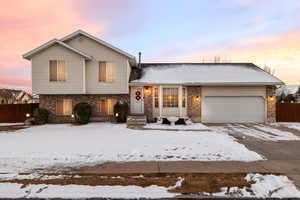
[
  {"xmin": 39, "ymin": 94, "xmax": 129, "ymax": 123},
  {"xmin": 266, "ymin": 86, "xmax": 276, "ymax": 123}
]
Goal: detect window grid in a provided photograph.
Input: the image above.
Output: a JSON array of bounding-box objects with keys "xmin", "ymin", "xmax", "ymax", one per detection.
[{"xmin": 163, "ymin": 88, "xmax": 178, "ymax": 107}]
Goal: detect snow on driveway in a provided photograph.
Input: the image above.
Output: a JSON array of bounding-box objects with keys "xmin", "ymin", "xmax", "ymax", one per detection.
[
  {"xmin": 272, "ymin": 122, "xmax": 300, "ymax": 132},
  {"xmin": 211, "ymin": 123, "xmax": 300, "ymax": 141},
  {"xmin": 0, "ymin": 123, "xmax": 262, "ymax": 173}
]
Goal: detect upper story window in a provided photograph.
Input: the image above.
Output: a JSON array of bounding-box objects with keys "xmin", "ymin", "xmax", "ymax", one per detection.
[
  {"xmin": 49, "ymin": 60, "xmax": 66, "ymax": 82},
  {"xmin": 163, "ymin": 88, "xmax": 178, "ymax": 108},
  {"xmin": 99, "ymin": 62, "xmax": 115, "ymax": 83}
]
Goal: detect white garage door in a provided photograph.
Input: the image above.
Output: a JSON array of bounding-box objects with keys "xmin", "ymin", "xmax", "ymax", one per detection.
[{"xmin": 202, "ymin": 96, "xmax": 265, "ymax": 123}]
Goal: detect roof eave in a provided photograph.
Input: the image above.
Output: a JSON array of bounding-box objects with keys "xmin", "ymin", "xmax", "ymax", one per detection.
[
  {"xmin": 129, "ymin": 82, "xmax": 285, "ymax": 86},
  {"xmin": 22, "ymin": 39, "xmax": 92, "ymax": 60}
]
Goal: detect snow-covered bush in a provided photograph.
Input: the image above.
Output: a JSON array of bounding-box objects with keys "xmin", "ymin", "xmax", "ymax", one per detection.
[
  {"xmin": 33, "ymin": 108, "xmax": 49, "ymax": 125},
  {"xmin": 113, "ymin": 101, "xmax": 129, "ymax": 123},
  {"xmin": 73, "ymin": 103, "xmax": 92, "ymax": 124}
]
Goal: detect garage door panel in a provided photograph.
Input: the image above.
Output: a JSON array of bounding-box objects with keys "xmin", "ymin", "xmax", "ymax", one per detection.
[{"xmin": 202, "ymin": 96, "xmax": 265, "ymax": 123}]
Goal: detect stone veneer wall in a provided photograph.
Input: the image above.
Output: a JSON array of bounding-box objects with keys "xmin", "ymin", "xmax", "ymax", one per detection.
[
  {"xmin": 266, "ymin": 86, "xmax": 276, "ymax": 123},
  {"xmin": 143, "ymin": 86, "xmax": 154, "ymax": 122},
  {"xmin": 187, "ymin": 86, "xmax": 201, "ymax": 122},
  {"xmin": 39, "ymin": 94, "xmax": 129, "ymax": 123}
]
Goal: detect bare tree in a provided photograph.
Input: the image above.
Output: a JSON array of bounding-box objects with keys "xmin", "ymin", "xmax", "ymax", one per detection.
[{"xmin": 263, "ymin": 65, "xmax": 275, "ymax": 75}]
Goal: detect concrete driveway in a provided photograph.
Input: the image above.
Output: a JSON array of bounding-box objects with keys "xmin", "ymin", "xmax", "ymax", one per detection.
[
  {"xmin": 205, "ymin": 123, "xmax": 300, "ymax": 189},
  {"xmin": 205, "ymin": 123, "xmax": 300, "ymax": 160}
]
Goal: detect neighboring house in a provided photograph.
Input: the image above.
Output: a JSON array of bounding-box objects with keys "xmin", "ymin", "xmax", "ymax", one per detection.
[
  {"xmin": 23, "ymin": 30, "xmax": 284, "ymax": 123},
  {"xmin": 276, "ymin": 85, "xmax": 300, "ymax": 103},
  {"xmin": 296, "ymin": 87, "xmax": 300, "ymax": 103},
  {"xmin": 0, "ymin": 89, "xmax": 36, "ymax": 104}
]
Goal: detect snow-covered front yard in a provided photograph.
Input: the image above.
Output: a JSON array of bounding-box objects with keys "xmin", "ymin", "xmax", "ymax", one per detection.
[
  {"xmin": 0, "ymin": 173, "xmax": 299, "ymax": 198},
  {"xmin": 0, "ymin": 123, "xmax": 262, "ymax": 173}
]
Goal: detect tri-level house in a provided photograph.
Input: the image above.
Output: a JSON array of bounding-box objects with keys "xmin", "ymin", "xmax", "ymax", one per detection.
[{"xmin": 23, "ymin": 30, "xmax": 284, "ymax": 124}]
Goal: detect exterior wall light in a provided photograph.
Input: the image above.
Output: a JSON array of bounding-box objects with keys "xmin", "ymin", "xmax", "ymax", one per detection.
[
  {"xmin": 71, "ymin": 114, "xmax": 75, "ymax": 118},
  {"xmin": 194, "ymin": 96, "xmax": 201, "ymax": 103},
  {"xmin": 26, "ymin": 113, "xmax": 30, "ymax": 118},
  {"xmin": 268, "ymin": 96, "xmax": 275, "ymax": 102},
  {"xmin": 144, "ymin": 86, "xmax": 151, "ymax": 95},
  {"xmin": 115, "ymin": 113, "xmax": 119, "ymax": 117}
]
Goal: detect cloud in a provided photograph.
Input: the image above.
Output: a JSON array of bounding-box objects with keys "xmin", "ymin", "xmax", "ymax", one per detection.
[
  {"xmin": 175, "ymin": 28, "xmax": 300, "ymax": 84},
  {"xmin": 0, "ymin": 75, "xmax": 31, "ymax": 91}
]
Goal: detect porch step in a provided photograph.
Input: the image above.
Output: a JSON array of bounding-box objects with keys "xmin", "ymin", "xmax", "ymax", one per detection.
[{"xmin": 127, "ymin": 115, "xmax": 147, "ymax": 127}]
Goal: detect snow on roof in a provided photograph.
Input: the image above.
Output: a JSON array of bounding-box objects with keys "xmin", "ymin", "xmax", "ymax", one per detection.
[{"xmin": 130, "ymin": 63, "xmax": 284, "ymax": 85}]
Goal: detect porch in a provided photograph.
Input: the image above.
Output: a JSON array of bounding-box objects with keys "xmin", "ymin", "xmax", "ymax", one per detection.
[{"xmin": 130, "ymin": 85, "xmax": 201, "ymax": 123}]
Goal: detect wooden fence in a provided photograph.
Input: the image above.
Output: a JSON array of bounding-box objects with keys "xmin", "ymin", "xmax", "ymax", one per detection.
[
  {"xmin": 0, "ymin": 103, "xmax": 39, "ymax": 123},
  {"xmin": 276, "ymin": 103, "xmax": 300, "ymax": 122}
]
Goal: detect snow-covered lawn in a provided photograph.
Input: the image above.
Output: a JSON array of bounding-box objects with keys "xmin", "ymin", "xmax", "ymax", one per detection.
[
  {"xmin": 0, "ymin": 123, "xmax": 262, "ymax": 173},
  {"xmin": 0, "ymin": 180, "xmax": 182, "ymax": 198},
  {"xmin": 0, "ymin": 174, "xmax": 299, "ymax": 198},
  {"xmin": 213, "ymin": 174, "xmax": 300, "ymax": 198},
  {"xmin": 0, "ymin": 179, "xmax": 183, "ymax": 199},
  {"xmin": 272, "ymin": 122, "xmax": 300, "ymax": 132},
  {"xmin": 211, "ymin": 123, "xmax": 300, "ymax": 141}
]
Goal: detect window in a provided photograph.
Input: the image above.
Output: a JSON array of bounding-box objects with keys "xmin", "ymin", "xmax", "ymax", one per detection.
[
  {"xmin": 99, "ymin": 62, "xmax": 115, "ymax": 82},
  {"xmin": 56, "ymin": 99, "xmax": 72, "ymax": 115},
  {"xmin": 182, "ymin": 88, "xmax": 186, "ymax": 108},
  {"xmin": 50, "ymin": 60, "xmax": 66, "ymax": 81},
  {"xmin": 163, "ymin": 88, "xmax": 178, "ymax": 107},
  {"xmin": 154, "ymin": 87, "xmax": 159, "ymax": 108},
  {"xmin": 99, "ymin": 99, "xmax": 117, "ymax": 115}
]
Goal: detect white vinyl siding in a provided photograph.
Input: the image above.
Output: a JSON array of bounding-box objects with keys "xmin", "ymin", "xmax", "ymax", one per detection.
[
  {"xmin": 31, "ymin": 44, "xmax": 85, "ymax": 94},
  {"xmin": 65, "ymin": 35, "xmax": 129, "ymax": 94}
]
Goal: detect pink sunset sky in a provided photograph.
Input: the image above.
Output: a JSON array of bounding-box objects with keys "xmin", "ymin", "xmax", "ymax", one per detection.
[{"xmin": 1, "ymin": 0, "xmax": 300, "ymax": 92}]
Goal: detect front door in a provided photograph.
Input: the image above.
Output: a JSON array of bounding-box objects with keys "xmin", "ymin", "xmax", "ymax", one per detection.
[{"xmin": 130, "ymin": 87, "xmax": 144, "ymax": 114}]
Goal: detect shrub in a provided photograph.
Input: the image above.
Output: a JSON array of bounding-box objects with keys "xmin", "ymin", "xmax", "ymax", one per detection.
[
  {"xmin": 73, "ymin": 102, "xmax": 92, "ymax": 124},
  {"xmin": 33, "ymin": 108, "xmax": 49, "ymax": 125},
  {"xmin": 113, "ymin": 101, "xmax": 129, "ymax": 123}
]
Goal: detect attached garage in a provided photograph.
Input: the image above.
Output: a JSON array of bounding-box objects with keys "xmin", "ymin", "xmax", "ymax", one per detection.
[
  {"xmin": 201, "ymin": 86, "xmax": 266, "ymax": 123},
  {"xmin": 202, "ymin": 96, "xmax": 265, "ymax": 123}
]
